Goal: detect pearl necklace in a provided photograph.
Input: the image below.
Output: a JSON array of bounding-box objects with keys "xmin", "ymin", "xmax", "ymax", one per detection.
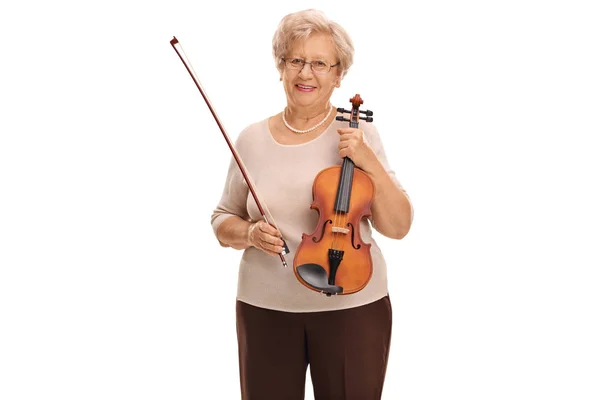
[{"xmin": 282, "ymin": 106, "xmax": 333, "ymax": 134}]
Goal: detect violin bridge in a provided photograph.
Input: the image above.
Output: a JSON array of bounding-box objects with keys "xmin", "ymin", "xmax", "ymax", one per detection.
[{"xmin": 331, "ymin": 227, "xmax": 350, "ymax": 234}]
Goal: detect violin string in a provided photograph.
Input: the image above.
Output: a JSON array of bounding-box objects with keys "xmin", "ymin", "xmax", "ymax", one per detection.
[
  {"xmin": 335, "ymin": 168, "xmax": 344, "ymax": 252},
  {"xmin": 331, "ymin": 165, "xmax": 347, "ymax": 253},
  {"xmin": 340, "ymin": 171, "xmax": 348, "ymax": 254},
  {"xmin": 332, "ymin": 214, "xmax": 338, "ymax": 251},
  {"xmin": 332, "ymin": 203, "xmax": 342, "ymax": 251},
  {"xmin": 342, "ymin": 118, "xmax": 359, "ymax": 255},
  {"xmin": 332, "ymin": 210, "xmax": 339, "ymax": 250},
  {"xmin": 330, "ymin": 109, "xmax": 362, "ymax": 259},
  {"xmin": 330, "ymin": 170, "xmax": 338, "ymax": 251},
  {"xmin": 331, "ymin": 163, "xmax": 346, "ymax": 251}
]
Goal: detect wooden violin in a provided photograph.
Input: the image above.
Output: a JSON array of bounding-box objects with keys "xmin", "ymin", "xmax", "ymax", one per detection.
[{"xmin": 293, "ymin": 94, "xmax": 375, "ymax": 296}]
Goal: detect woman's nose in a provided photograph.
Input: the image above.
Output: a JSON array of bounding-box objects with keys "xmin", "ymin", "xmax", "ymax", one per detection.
[{"xmin": 298, "ymin": 62, "xmax": 314, "ymax": 78}]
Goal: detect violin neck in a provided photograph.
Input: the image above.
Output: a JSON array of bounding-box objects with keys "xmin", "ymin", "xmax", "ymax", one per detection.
[
  {"xmin": 334, "ymin": 157, "xmax": 355, "ymax": 213},
  {"xmin": 334, "ymin": 119, "xmax": 360, "ymax": 213}
]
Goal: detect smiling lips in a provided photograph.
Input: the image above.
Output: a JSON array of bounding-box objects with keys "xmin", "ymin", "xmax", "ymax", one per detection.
[{"xmin": 296, "ymin": 84, "xmax": 316, "ymax": 92}]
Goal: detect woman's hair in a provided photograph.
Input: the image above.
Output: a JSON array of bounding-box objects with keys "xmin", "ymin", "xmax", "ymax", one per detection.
[{"xmin": 272, "ymin": 9, "xmax": 354, "ymax": 78}]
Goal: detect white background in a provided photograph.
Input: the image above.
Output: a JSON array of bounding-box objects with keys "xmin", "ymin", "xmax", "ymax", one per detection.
[{"xmin": 1, "ymin": 1, "xmax": 599, "ymax": 399}]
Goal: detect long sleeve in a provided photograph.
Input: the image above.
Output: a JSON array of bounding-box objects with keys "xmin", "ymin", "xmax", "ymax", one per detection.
[
  {"xmin": 363, "ymin": 124, "xmax": 414, "ymax": 229},
  {"xmin": 210, "ymin": 154, "xmax": 250, "ymax": 246}
]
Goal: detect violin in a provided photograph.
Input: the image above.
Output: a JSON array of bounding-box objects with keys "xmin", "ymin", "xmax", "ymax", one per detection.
[{"xmin": 293, "ymin": 94, "xmax": 375, "ymax": 296}]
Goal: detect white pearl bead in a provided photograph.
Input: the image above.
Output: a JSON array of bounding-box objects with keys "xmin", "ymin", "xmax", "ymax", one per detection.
[{"xmin": 282, "ymin": 106, "xmax": 333, "ymax": 134}]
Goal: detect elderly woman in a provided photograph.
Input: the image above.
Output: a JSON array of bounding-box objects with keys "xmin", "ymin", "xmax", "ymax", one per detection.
[{"xmin": 210, "ymin": 8, "xmax": 413, "ymax": 400}]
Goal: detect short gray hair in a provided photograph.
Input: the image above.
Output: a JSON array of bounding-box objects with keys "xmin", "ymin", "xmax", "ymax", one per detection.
[{"xmin": 272, "ymin": 9, "xmax": 354, "ymax": 78}]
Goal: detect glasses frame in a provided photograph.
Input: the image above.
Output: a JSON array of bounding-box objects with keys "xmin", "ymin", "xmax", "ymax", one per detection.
[{"xmin": 281, "ymin": 58, "xmax": 340, "ymax": 75}]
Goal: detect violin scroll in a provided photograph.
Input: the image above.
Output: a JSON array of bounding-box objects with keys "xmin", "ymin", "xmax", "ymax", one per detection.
[{"xmin": 336, "ymin": 94, "xmax": 374, "ymax": 123}]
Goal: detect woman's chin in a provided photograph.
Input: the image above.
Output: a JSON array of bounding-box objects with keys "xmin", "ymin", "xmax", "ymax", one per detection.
[{"xmin": 290, "ymin": 96, "xmax": 320, "ymax": 108}]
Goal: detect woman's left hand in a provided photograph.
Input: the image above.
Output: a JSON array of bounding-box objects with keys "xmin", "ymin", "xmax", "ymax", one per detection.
[{"xmin": 337, "ymin": 128, "xmax": 376, "ymax": 172}]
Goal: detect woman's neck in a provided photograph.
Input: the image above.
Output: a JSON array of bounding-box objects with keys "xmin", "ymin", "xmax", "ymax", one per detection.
[{"xmin": 284, "ymin": 103, "xmax": 332, "ymax": 127}]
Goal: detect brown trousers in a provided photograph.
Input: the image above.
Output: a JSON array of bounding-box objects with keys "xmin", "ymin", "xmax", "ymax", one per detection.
[{"xmin": 236, "ymin": 295, "xmax": 392, "ymax": 400}]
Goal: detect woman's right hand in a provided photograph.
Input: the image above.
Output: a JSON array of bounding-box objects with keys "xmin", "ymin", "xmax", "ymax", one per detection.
[{"xmin": 247, "ymin": 220, "xmax": 285, "ymax": 256}]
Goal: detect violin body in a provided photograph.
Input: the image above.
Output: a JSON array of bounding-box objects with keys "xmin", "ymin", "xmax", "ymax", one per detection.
[
  {"xmin": 293, "ymin": 165, "xmax": 374, "ymax": 295},
  {"xmin": 293, "ymin": 94, "xmax": 375, "ymax": 296}
]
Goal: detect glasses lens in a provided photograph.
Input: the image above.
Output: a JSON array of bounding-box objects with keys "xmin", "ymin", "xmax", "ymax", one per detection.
[
  {"xmin": 312, "ymin": 60, "xmax": 329, "ymax": 73},
  {"xmin": 287, "ymin": 58, "xmax": 304, "ymax": 69}
]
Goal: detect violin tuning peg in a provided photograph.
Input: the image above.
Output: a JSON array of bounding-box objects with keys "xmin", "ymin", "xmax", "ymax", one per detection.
[
  {"xmin": 359, "ymin": 116, "xmax": 374, "ymax": 122},
  {"xmin": 337, "ymin": 107, "xmax": 350, "ymax": 114},
  {"xmin": 359, "ymin": 109, "xmax": 374, "ymax": 116},
  {"xmin": 336, "ymin": 116, "xmax": 350, "ymax": 122}
]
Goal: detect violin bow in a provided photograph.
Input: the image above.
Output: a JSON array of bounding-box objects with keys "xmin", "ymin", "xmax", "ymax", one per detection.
[{"xmin": 170, "ymin": 36, "xmax": 290, "ymax": 267}]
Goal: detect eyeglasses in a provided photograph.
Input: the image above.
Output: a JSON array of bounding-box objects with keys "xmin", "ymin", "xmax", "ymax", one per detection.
[{"xmin": 281, "ymin": 58, "xmax": 339, "ymax": 75}]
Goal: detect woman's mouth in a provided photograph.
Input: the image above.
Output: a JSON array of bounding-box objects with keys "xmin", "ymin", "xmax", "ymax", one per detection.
[{"xmin": 296, "ymin": 84, "xmax": 315, "ymax": 92}]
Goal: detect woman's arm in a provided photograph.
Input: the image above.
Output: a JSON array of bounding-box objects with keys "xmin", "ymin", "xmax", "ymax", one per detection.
[
  {"xmin": 337, "ymin": 127, "xmax": 413, "ymax": 240},
  {"xmin": 362, "ymin": 158, "xmax": 413, "ymax": 239},
  {"xmin": 216, "ymin": 216, "xmax": 285, "ymax": 256},
  {"xmin": 215, "ymin": 215, "xmax": 253, "ymax": 250}
]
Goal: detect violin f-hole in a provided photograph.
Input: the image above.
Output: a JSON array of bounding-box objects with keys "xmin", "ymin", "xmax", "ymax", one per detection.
[
  {"xmin": 347, "ymin": 222, "xmax": 361, "ymax": 250},
  {"xmin": 312, "ymin": 219, "xmax": 332, "ymax": 243}
]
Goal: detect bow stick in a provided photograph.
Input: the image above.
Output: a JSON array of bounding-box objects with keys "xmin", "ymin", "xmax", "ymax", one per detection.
[{"xmin": 170, "ymin": 36, "xmax": 290, "ymax": 267}]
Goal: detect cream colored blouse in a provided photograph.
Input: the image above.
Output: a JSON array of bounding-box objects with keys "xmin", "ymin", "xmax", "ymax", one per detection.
[{"xmin": 210, "ymin": 117, "xmax": 411, "ymax": 312}]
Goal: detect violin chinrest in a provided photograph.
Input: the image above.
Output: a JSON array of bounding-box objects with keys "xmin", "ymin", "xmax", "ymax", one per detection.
[{"xmin": 296, "ymin": 263, "xmax": 344, "ymax": 295}]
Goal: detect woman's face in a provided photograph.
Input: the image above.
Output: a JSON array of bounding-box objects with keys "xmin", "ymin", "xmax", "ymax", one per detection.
[{"xmin": 280, "ymin": 33, "xmax": 341, "ymax": 111}]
